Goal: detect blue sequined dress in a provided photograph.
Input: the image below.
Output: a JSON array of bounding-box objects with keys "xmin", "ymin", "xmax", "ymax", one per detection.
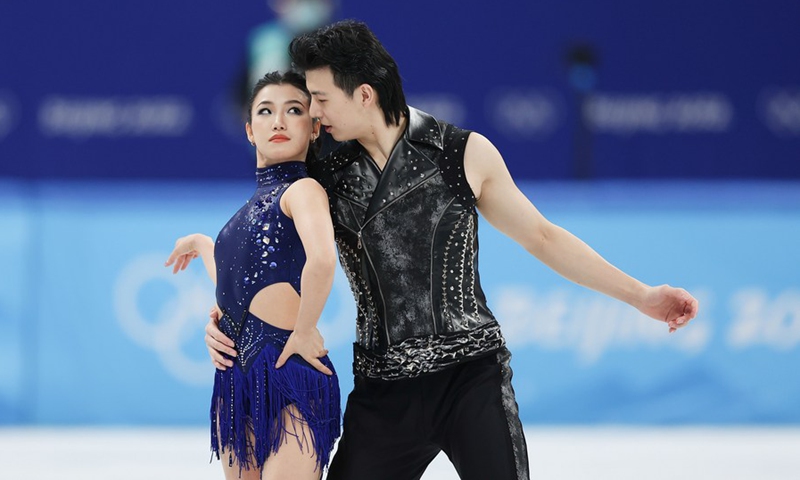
[{"xmin": 209, "ymin": 161, "xmax": 340, "ymax": 473}]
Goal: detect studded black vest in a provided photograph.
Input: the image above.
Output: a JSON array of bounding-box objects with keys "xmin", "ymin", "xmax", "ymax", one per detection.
[{"xmin": 309, "ymin": 108, "xmax": 506, "ymax": 380}]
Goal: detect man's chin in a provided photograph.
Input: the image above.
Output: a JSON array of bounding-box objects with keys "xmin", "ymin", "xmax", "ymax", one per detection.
[{"xmin": 330, "ymin": 132, "xmax": 351, "ymax": 142}]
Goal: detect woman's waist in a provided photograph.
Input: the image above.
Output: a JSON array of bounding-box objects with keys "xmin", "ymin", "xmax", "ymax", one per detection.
[
  {"xmin": 215, "ymin": 285, "xmax": 301, "ymax": 333},
  {"xmin": 219, "ymin": 308, "xmax": 293, "ymax": 344},
  {"xmin": 218, "ymin": 310, "xmax": 336, "ymax": 375}
]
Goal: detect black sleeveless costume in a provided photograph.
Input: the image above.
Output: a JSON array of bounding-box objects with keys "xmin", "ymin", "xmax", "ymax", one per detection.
[{"xmin": 310, "ymin": 108, "xmax": 530, "ymax": 480}]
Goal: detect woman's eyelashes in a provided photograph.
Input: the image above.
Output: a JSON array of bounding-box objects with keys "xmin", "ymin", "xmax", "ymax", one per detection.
[{"xmin": 257, "ymin": 106, "xmax": 305, "ymax": 116}]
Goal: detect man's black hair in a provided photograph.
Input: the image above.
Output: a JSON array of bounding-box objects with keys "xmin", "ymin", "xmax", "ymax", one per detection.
[{"xmin": 289, "ymin": 20, "xmax": 407, "ymax": 127}]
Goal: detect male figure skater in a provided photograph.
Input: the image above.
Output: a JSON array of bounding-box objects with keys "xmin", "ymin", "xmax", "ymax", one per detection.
[{"xmin": 205, "ymin": 20, "xmax": 699, "ymax": 480}]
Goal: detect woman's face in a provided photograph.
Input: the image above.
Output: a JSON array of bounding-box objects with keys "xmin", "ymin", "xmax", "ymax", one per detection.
[{"xmin": 246, "ymin": 83, "xmax": 316, "ymax": 165}]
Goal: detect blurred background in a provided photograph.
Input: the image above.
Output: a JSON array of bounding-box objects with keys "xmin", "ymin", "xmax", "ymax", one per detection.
[{"xmin": 1, "ymin": 0, "xmax": 799, "ymax": 478}]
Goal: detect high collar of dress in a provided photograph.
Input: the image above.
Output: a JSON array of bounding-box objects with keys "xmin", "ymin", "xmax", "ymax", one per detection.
[{"xmin": 255, "ymin": 161, "xmax": 307, "ymax": 187}]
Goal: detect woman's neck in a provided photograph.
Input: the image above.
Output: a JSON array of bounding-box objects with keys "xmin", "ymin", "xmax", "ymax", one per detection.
[{"xmin": 256, "ymin": 156, "xmax": 306, "ymax": 169}]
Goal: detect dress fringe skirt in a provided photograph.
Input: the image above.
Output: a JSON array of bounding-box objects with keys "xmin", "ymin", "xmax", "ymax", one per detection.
[{"xmin": 210, "ymin": 312, "xmax": 341, "ymax": 475}]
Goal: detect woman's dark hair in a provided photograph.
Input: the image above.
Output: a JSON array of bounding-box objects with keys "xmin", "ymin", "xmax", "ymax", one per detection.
[
  {"xmin": 246, "ymin": 70, "xmax": 311, "ymax": 123},
  {"xmin": 289, "ymin": 20, "xmax": 407, "ymax": 127}
]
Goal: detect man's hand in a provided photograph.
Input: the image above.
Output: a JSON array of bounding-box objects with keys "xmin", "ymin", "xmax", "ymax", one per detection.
[
  {"xmin": 637, "ymin": 285, "xmax": 699, "ymax": 333},
  {"xmin": 275, "ymin": 327, "xmax": 333, "ymax": 376},
  {"xmin": 205, "ymin": 305, "xmax": 237, "ymax": 370}
]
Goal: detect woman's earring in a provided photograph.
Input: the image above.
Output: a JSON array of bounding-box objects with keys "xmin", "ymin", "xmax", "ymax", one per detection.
[
  {"xmin": 250, "ymin": 141, "xmax": 256, "ymax": 146},
  {"xmin": 310, "ymin": 134, "xmax": 317, "ymax": 143}
]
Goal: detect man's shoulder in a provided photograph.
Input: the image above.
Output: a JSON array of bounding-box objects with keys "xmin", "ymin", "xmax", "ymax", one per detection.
[
  {"xmin": 307, "ymin": 140, "xmax": 362, "ymax": 182},
  {"xmin": 439, "ymin": 121, "xmax": 472, "ymax": 142},
  {"xmin": 435, "ymin": 119, "xmax": 473, "ymax": 159},
  {"xmin": 406, "ymin": 106, "xmax": 475, "ymax": 153}
]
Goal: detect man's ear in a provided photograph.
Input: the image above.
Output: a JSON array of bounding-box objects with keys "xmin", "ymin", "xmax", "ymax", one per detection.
[{"xmin": 358, "ymin": 83, "xmax": 376, "ymax": 108}]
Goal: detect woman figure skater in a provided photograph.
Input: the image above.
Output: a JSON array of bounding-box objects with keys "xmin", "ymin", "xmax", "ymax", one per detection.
[{"xmin": 165, "ymin": 71, "xmax": 340, "ymax": 480}]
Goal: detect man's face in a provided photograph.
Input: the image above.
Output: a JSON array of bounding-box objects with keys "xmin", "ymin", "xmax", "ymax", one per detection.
[{"xmin": 306, "ymin": 67, "xmax": 363, "ymax": 142}]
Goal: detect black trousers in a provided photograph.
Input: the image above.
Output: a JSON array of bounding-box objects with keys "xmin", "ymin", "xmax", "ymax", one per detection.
[{"xmin": 326, "ymin": 348, "xmax": 529, "ymax": 480}]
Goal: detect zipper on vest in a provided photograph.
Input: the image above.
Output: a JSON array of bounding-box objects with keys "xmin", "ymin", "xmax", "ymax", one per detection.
[
  {"xmin": 339, "ymin": 222, "xmax": 388, "ymax": 343},
  {"xmin": 358, "ymin": 233, "xmax": 390, "ymax": 343}
]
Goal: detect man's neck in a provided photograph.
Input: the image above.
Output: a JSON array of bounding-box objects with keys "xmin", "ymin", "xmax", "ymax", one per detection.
[{"xmin": 357, "ymin": 114, "xmax": 407, "ymax": 170}]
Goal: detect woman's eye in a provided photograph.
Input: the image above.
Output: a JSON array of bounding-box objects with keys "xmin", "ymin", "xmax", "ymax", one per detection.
[
  {"xmin": 288, "ymin": 107, "xmax": 303, "ymax": 115},
  {"xmin": 258, "ymin": 108, "xmax": 272, "ymax": 115}
]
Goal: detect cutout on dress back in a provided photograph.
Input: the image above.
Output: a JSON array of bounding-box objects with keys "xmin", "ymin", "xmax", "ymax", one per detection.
[{"xmin": 248, "ymin": 282, "xmax": 301, "ymax": 331}]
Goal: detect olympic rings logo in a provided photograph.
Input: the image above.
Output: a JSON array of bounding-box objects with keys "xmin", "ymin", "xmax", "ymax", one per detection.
[
  {"xmin": 487, "ymin": 88, "xmax": 564, "ymax": 140},
  {"xmin": 113, "ymin": 253, "xmax": 215, "ymax": 386}
]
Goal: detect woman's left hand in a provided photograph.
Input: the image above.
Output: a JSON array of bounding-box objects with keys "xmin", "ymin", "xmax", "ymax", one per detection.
[{"xmin": 275, "ymin": 327, "xmax": 333, "ymax": 375}]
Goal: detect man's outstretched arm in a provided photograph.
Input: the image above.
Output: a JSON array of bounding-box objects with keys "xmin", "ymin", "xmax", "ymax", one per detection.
[{"xmin": 463, "ymin": 132, "xmax": 698, "ymax": 331}]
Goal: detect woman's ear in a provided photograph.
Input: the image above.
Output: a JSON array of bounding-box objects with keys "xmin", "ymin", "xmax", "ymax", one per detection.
[
  {"xmin": 311, "ymin": 118, "xmax": 322, "ymax": 142},
  {"xmin": 245, "ymin": 122, "xmax": 255, "ymax": 146}
]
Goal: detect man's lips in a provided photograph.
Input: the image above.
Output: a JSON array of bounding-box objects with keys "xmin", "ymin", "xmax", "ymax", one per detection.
[{"xmin": 269, "ymin": 134, "xmax": 289, "ymax": 142}]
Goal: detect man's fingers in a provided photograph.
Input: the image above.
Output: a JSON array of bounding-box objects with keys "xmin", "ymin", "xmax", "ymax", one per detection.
[
  {"xmin": 205, "ymin": 333, "xmax": 237, "ymax": 356},
  {"xmin": 206, "ymin": 322, "xmax": 236, "ymax": 347},
  {"xmin": 207, "ymin": 346, "xmax": 233, "ymax": 369},
  {"xmin": 205, "ymin": 323, "xmax": 235, "ymax": 349},
  {"xmin": 673, "ymin": 309, "xmax": 695, "ymax": 328},
  {"xmin": 668, "ymin": 314, "xmax": 691, "ymax": 333},
  {"xmin": 685, "ymin": 298, "xmax": 700, "ymax": 319}
]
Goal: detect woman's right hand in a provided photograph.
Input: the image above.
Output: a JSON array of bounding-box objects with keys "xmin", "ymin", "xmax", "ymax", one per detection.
[
  {"xmin": 164, "ymin": 233, "xmax": 204, "ymax": 274},
  {"xmin": 206, "ymin": 305, "xmax": 237, "ymax": 370}
]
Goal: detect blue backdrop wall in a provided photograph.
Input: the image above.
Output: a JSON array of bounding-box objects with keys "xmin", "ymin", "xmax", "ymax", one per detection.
[
  {"xmin": 1, "ymin": 180, "xmax": 798, "ymax": 425},
  {"xmin": 1, "ymin": 1, "xmax": 799, "ymax": 180},
  {"xmin": 1, "ymin": 1, "xmax": 799, "ymax": 426}
]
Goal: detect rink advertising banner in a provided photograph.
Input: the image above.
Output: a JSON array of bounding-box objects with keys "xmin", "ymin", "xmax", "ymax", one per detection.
[{"xmin": 0, "ymin": 180, "xmax": 798, "ymax": 425}]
